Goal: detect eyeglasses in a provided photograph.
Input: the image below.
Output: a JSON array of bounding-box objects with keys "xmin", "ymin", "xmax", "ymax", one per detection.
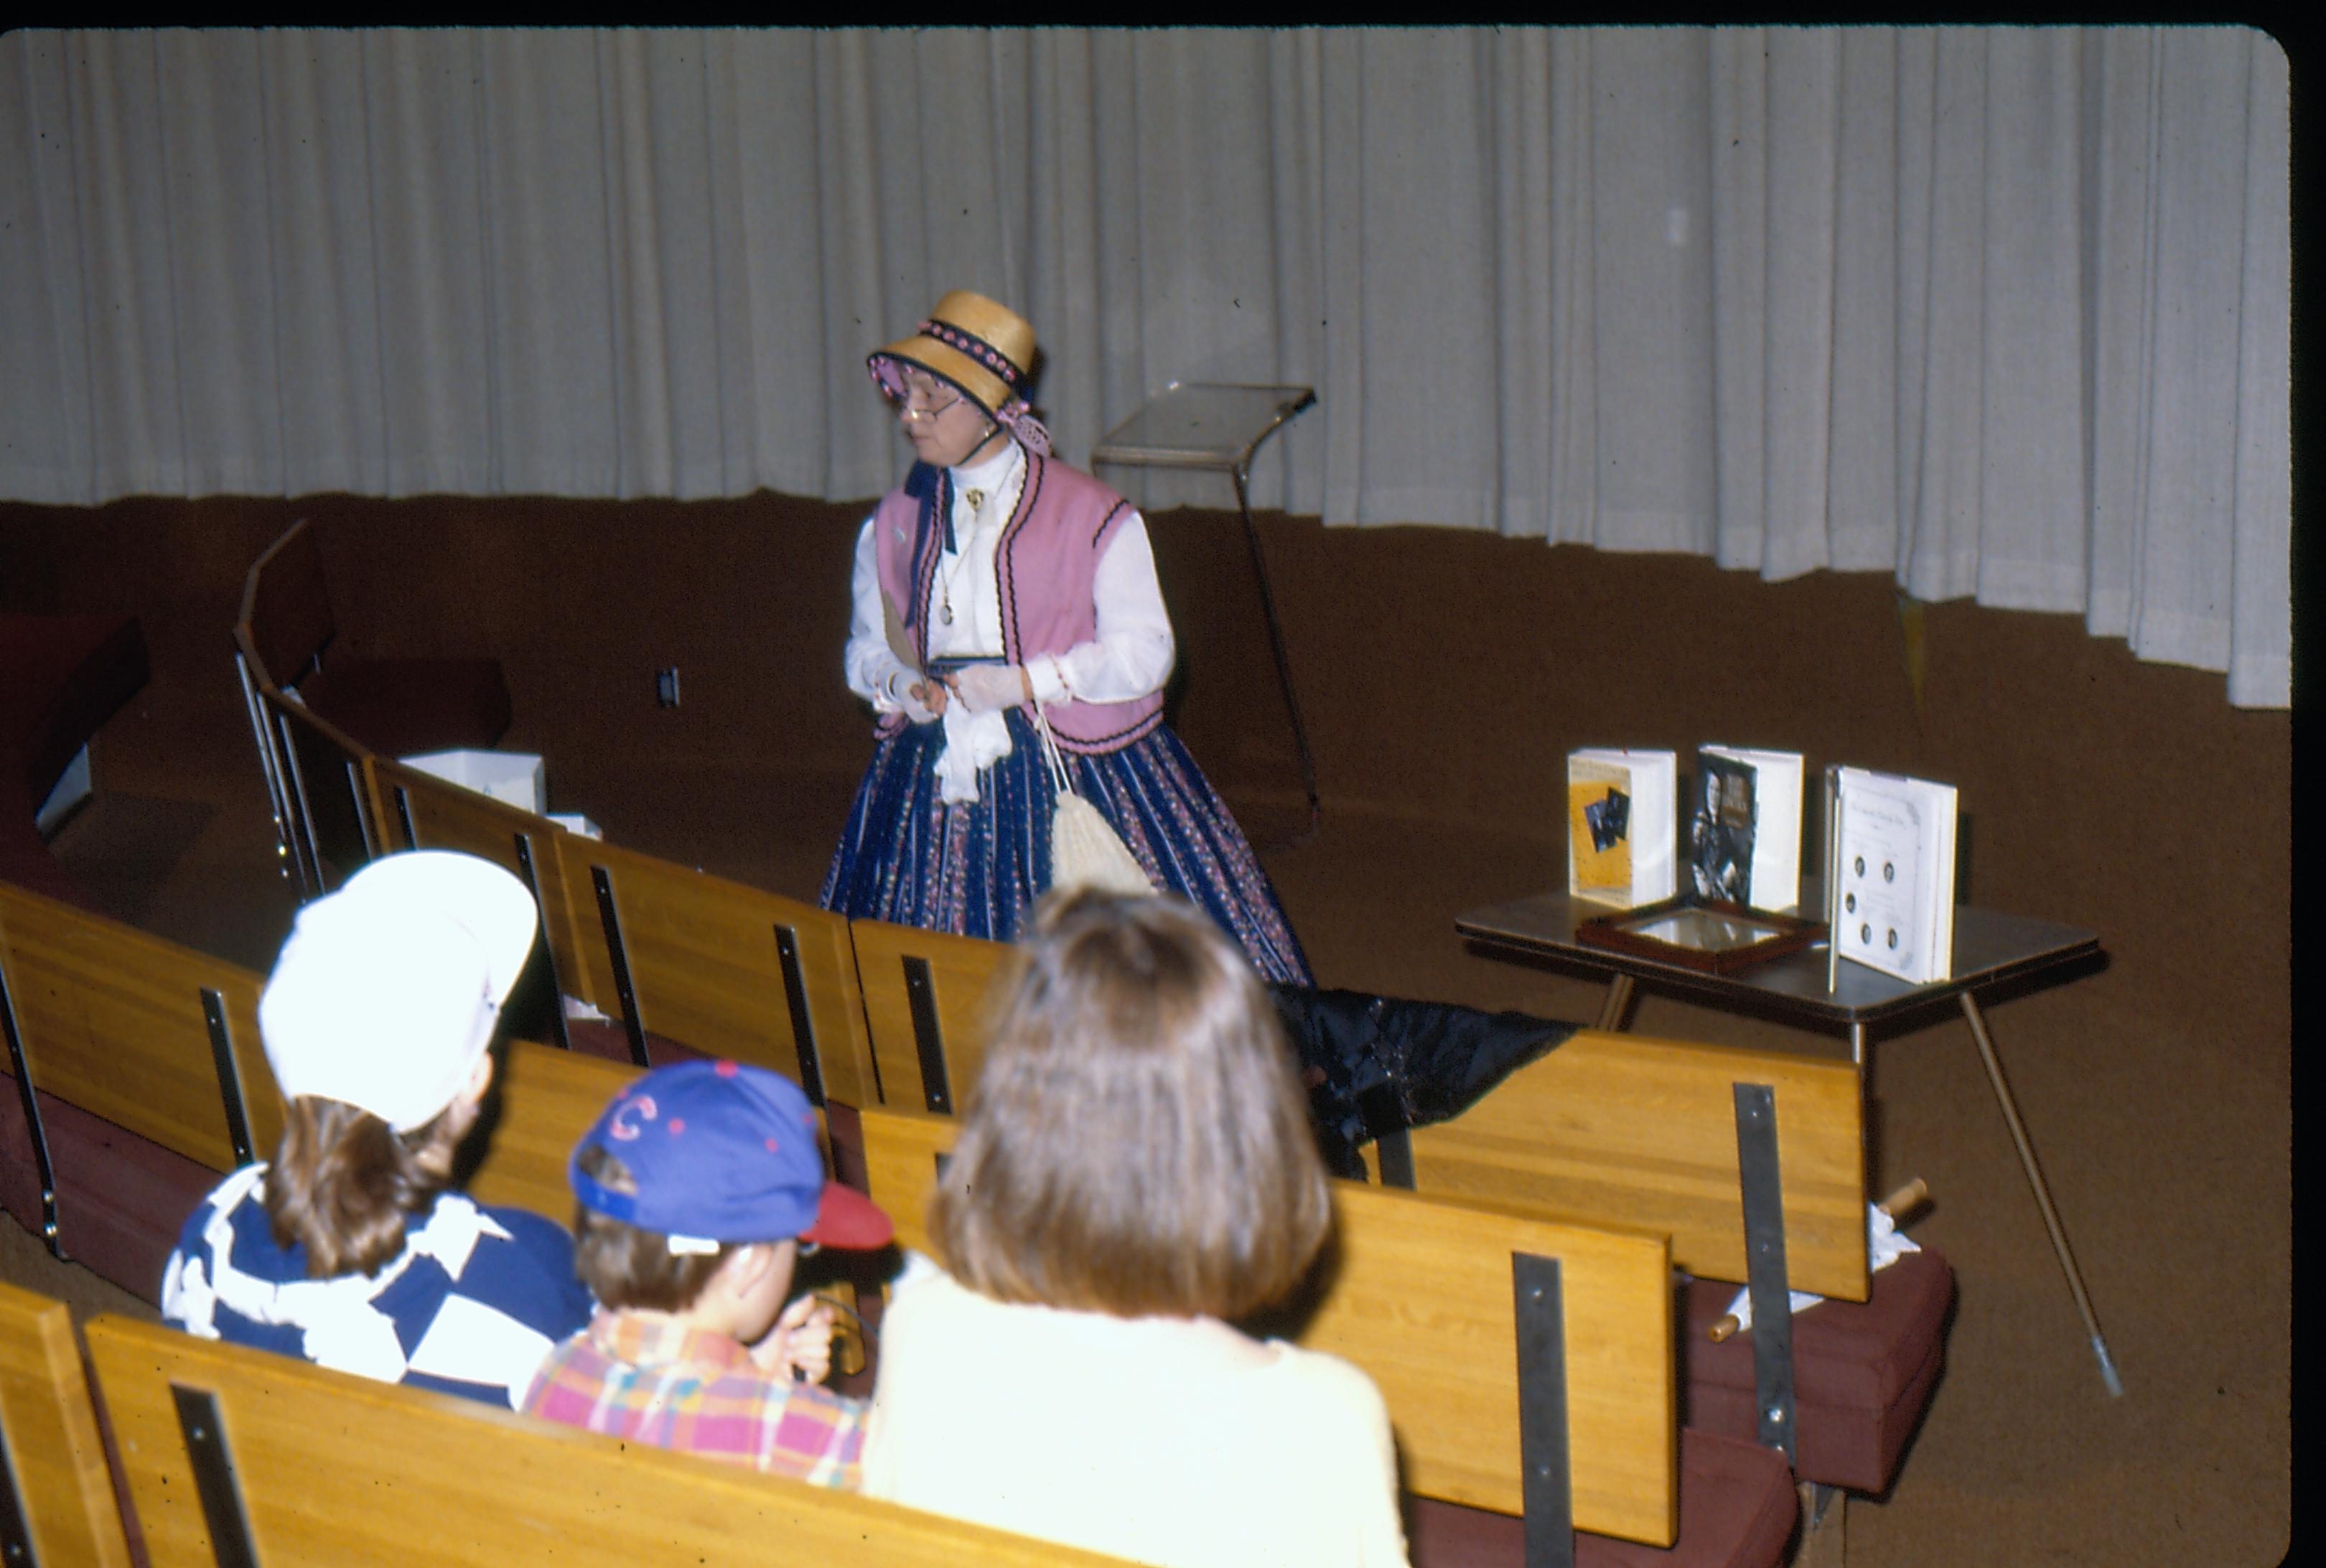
[{"xmin": 887, "ymin": 379, "xmax": 963, "ymax": 421}]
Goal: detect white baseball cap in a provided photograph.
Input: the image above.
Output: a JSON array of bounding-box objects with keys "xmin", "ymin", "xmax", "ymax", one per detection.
[{"xmin": 258, "ymin": 851, "xmax": 540, "ymax": 1133}]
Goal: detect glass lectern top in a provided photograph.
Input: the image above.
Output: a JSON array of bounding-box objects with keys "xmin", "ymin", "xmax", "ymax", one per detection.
[{"xmin": 1089, "ymin": 382, "xmax": 1317, "ymax": 472}]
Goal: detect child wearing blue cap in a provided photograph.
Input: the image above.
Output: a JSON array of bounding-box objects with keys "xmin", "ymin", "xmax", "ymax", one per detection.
[{"xmin": 521, "ymin": 1059, "xmax": 893, "ymax": 1486}]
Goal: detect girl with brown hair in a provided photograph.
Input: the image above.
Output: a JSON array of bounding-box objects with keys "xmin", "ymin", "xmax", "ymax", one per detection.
[{"xmin": 861, "ymin": 890, "xmax": 1406, "ymax": 1566}]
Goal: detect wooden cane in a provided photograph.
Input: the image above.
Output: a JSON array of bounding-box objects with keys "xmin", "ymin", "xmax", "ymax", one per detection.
[{"xmin": 1709, "ymin": 1177, "xmax": 1930, "ymax": 1341}]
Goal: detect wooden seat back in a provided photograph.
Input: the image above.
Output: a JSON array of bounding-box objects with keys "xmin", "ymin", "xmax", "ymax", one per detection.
[
  {"xmin": 1402, "ymin": 1028, "xmax": 1869, "ymax": 1299},
  {"xmin": 856, "ymin": 1105, "xmax": 1678, "ymax": 1548},
  {"xmin": 236, "ymin": 517, "xmax": 336, "ymax": 691},
  {"xmin": 461, "ymin": 1041, "xmax": 858, "ymax": 1233},
  {"xmin": 257, "ymin": 686, "xmax": 388, "ymax": 890},
  {"xmin": 369, "ymin": 752, "xmax": 598, "ymax": 1024},
  {"xmin": 0, "ymin": 879, "xmax": 281, "ymax": 1172},
  {"xmin": 0, "ymin": 883, "xmax": 632, "ymax": 1255},
  {"xmin": 847, "ymin": 921, "xmax": 1019, "ymax": 1114},
  {"xmin": 82, "ymin": 1312, "xmax": 1127, "ymax": 1566},
  {"xmin": 554, "ymin": 836, "xmax": 877, "ymax": 1109},
  {"xmin": 233, "ymin": 537, "xmax": 321, "ymax": 897},
  {"xmin": 0, "ymin": 1281, "xmax": 133, "ymax": 1567},
  {"xmin": 458, "ymin": 1039, "xmax": 644, "ymax": 1223}
]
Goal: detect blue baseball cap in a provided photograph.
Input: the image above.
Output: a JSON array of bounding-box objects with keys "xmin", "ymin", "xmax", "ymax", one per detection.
[{"xmin": 569, "ymin": 1060, "xmax": 892, "ymax": 1251}]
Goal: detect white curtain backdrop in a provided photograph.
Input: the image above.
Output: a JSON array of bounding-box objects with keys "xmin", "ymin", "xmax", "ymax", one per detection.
[{"xmin": 0, "ymin": 27, "xmax": 2288, "ymax": 706}]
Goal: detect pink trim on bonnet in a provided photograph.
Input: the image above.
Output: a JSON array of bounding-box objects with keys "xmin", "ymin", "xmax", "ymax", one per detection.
[{"xmin": 997, "ymin": 403, "xmax": 1052, "ymax": 457}]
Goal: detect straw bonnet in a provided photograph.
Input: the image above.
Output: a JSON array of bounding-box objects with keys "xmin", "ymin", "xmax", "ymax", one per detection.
[{"xmin": 867, "ymin": 290, "xmax": 1039, "ymax": 421}]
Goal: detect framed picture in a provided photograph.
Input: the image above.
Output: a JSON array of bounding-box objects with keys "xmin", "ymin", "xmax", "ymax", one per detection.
[{"xmin": 1573, "ymin": 895, "xmax": 1826, "ymax": 975}]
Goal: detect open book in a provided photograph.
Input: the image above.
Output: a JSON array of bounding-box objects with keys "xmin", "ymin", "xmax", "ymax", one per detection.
[{"xmin": 1829, "ymin": 767, "xmax": 1958, "ymax": 984}]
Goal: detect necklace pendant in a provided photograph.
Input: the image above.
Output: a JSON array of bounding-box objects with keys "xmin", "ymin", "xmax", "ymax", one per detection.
[{"xmin": 939, "ymin": 600, "xmax": 954, "ymax": 625}]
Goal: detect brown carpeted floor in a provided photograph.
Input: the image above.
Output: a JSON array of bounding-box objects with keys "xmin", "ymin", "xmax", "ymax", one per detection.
[{"xmin": 0, "ymin": 493, "xmax": 2292, "ymax": 1564}]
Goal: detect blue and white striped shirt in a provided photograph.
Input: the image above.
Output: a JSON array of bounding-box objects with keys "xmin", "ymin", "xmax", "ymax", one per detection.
[{"xmin": 161, "ymin": 1164, "xmax": 594, "ymax": 1409}]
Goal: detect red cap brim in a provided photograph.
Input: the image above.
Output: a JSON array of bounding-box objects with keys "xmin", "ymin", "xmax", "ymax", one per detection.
[{"xmin": 802, "ymin": 1180, "xmax": 894, "ymax": 1251}]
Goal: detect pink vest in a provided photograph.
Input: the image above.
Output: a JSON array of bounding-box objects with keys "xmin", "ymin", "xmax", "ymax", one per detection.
[{"xmin": 872, "ymin": 452, "xmax": 1166, "ymax": 755}]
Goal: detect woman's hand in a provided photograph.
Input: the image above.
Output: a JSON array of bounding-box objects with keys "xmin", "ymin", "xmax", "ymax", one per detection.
[
  {"xmin": 905, "ymin": 678, "xmax": 948, "ymax": 720},
  {"xmin": 749, "ymin": 1292, "xmax": 837, "ymax": 1385},
  {"xmin": 945, "ymin": 663, "xmax": 1034, "ymax": 714},
  {"xmin": 886, "ymin": 670, "xmax": 947, "ymax": 722}
]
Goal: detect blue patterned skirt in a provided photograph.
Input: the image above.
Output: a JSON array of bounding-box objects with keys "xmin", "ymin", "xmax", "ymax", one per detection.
[{"xmin": 820, "ymin": 710, "xmax": 1312, "ymax": 985}]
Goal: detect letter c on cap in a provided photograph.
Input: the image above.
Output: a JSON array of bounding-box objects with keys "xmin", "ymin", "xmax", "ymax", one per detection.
[{"xmin": 609, "ymin": 1093, "xmax": 658, "ymax": 1142}]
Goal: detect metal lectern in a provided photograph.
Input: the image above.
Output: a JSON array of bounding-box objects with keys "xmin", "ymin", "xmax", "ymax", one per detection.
[{"xmin": 1090, "ymin": 381, "xmax": 1320, "ymax": 841}]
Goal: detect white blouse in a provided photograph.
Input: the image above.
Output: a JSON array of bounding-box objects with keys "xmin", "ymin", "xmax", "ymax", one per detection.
[{"xmin": 844, "ymin": 442, "xmax": 1177, "ymax": 715}]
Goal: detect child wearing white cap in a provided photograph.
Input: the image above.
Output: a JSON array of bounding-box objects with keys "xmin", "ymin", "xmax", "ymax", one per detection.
[{"xmin": 159, "ymin": 851, "xmax": 594, "ymax": 1409}]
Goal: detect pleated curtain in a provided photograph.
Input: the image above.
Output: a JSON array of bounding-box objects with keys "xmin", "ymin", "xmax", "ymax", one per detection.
[{"xmin": 0, "ymin": 27, "xmax": 2287, "ymax": 706}]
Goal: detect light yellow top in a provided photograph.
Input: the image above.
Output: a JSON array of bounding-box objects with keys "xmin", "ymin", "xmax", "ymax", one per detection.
[{"xmin": 863, "ymin": 1258, "xmax": 1409, "ymax": 1568}]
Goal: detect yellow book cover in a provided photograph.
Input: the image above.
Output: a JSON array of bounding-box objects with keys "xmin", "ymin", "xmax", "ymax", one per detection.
[{"xmin": 1569, "ymin": 760, "xmax": 1632, "ymax": 892}]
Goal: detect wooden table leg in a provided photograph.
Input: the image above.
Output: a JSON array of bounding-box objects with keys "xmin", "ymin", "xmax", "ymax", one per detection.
[
  {"xmin": 1959, "ymin": 991, "xmax": 2124, "ymax": 1396},
  {"xmin": 1595, "ymin": 974, "xmax": 1635, "ymax": 1032}
]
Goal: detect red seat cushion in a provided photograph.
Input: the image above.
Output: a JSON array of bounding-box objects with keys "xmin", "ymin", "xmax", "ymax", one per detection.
[
  {"xmin": 297, "ymin": 655, "xmax": 511, "ymax": 761},
  {"xmin": 0, "ymin": 1081, "xmax": 223, "ymax": 1304},
  {"xmin": 1681, "ymin": 1246, "xmax": 1955, "ymax": 1495},
  {"xmin": 1406, "ymin": 1429, "xmax": 1798, "ymax": 1568}
]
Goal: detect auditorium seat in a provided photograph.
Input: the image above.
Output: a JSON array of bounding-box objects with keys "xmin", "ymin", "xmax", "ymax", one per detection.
[
  {"xmin": 0, "ymin": 1086, "xmax": 217, "ymax": 1302},
  {"xmin": 1405, "ymin": 1429, "xmax": 1800, "ymax": 1567},
  {"xmin": 237, "ymin": 517, "xmax": 510, "ymax": 756},
  {"xmin": 1681, "ymin": 1247, "xmax": 1956, "ymax": 1497},
  {"xmin": 235, "ymin": 519, "xmax": 510, "ymax": 898},
  {"xmin": 0, "ymin": 611, "xmax": 150, "ymax": 910}
]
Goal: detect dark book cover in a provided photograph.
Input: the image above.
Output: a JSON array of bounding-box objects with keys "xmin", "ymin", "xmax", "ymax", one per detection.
[{"xmin": 1689, "ymin": 752, "xmax": 1757, "ymax": 903}]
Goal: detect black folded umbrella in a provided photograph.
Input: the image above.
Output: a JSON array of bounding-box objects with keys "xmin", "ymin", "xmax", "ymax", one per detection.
[{"xmin": 1267, "ymin": 984, "xmax": 1579, "ymax": 1180}]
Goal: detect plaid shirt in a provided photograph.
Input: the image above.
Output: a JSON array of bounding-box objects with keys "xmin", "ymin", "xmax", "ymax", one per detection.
[{"xmin": 523, "ymin": 1310, "xmax": 865, "ymax": 1488}]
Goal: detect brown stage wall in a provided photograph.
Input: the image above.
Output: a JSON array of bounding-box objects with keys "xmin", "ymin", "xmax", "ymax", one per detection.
[
  {"xmin": 1, "ymin": 488, "xmax": 2289, "ymax": 1041},
  {"xmin": 0, "ymin": 488, "xmax": 2294, "ymax": 1564}
]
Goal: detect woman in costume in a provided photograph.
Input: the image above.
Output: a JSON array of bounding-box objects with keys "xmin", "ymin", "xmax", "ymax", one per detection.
[{"xmin": 819, "ymin": 290, "xmax": 1310, "ymax": 984}]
